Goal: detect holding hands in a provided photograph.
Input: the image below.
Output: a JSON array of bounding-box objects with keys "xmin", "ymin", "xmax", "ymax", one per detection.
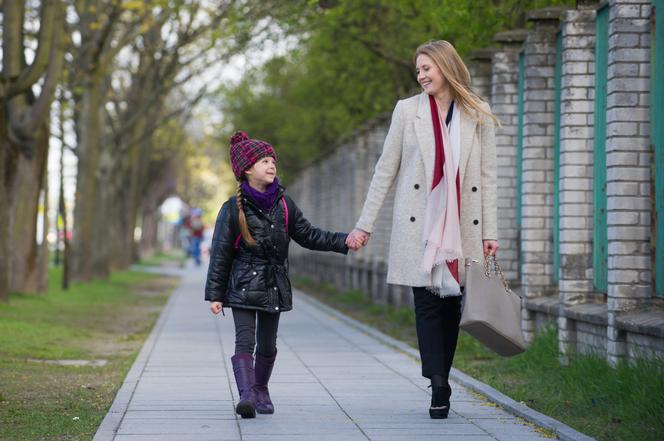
[{"xmin": 346, "ymin": 228, "xmax": 370, "ymax": 251}]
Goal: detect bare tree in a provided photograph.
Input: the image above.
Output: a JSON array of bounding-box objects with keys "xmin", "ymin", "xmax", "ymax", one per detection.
[{"xmin": 0, "ymin": 0, "xmax": 66, "ymax": 301}]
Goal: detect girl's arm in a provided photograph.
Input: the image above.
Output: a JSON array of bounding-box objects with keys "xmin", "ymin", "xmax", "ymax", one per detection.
[
  {"xmin": 205, "ymin": 200, "xmax": 236, "ymax": 302},
  {"xmin": 287, "ymin": 196, "xmax": 349, "ymax": 254}
]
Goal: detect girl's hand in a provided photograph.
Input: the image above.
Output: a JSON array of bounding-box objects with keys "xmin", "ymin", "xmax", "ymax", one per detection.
[
  {"xmin": 346, "ymin": 229, "xmax": 370, "ymax": 251},
  {"xmin": 210, "ymin": 302, "xmax": 223, "ymax": 315},
  {"xmin": 483, "ymin": 240, "xmax": 499, "ymax": 257}
]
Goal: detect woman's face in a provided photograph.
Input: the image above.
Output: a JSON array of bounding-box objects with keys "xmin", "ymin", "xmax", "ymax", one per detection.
[{"xmin": 416, "ymin": 54, "xmax": 448, "ymax": 96}]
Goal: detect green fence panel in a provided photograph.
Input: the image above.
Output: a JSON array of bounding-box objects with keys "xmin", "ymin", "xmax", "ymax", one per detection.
[
  {"xmin": 517, "ymin": 50, "xmax": 525, "ymax": 274},
  {"xmin": 653, "ymin": 0, "xmax": 664, "ymax": 296},
  {"xmin": 593, "ymin": 5, "xmax": 609, "ymax": 293},
  {"xmin": 553, "ymin": 31, "xmax": 563, "ymax": 283}
]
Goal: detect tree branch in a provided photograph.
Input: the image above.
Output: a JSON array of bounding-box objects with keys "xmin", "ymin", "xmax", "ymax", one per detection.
[{"xmin": 8, "ymin": 0, "xmax": 59, "ymax": 97}]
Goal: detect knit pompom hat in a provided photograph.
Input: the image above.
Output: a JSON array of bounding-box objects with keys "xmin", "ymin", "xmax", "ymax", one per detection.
[{"xmin": 229, "ymin": 131, "xmax": 277, "ymax": 181}]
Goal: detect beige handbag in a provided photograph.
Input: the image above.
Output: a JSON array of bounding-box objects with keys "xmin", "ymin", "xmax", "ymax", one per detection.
[{"xmin": 460, "ymin": 256, "xmax": 526, "ymax": 356}]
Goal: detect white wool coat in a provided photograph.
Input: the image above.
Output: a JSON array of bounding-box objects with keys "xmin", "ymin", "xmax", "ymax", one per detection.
[{"xmin": 356, "ymin": 92, "xmax": 498, "ymax": 287}]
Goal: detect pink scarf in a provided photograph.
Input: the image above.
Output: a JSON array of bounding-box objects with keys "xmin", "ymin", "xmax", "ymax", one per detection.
[{"xmin": 421, "ymin": 95, "xmax": 463, "ymax": 285}]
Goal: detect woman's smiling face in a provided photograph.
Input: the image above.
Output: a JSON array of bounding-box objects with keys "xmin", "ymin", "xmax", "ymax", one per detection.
[{"xmin": 416, "ymin": 54, "xmax": 448, "ymax": 96}]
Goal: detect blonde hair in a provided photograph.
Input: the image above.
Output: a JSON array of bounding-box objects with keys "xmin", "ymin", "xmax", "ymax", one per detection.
[
  {"xmin": 415, "ymin": 40, "xmax": 500, "ymax": 127},
  {"xmin": 236, "ymin": 183, "xmax": 257, "ymax": 246}
]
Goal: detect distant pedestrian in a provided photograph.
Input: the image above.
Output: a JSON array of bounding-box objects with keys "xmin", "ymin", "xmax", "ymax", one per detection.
[
  {"xmin": 346, "ymin": 40, "xmax": 500, "ymax": 419},
  {"xmin": 188, "ymin": 208, "xmax": 205, "ymax": 266},
  {"xmin": 205, "ymin": 131, "xmax": 351, "ymax": 418}
]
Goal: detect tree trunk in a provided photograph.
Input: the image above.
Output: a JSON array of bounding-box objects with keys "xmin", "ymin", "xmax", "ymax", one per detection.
[
  {"xmin": 71, "ymin": 75, "xmax": 103, "ymax": 282},
  {"xmin": 0, "ymin": 109, "xmax": 10, "ymax": 303},
  {"xmin": 90, "ymin": 149, "xmax": 113, "ymax": 279},
  {"xmin": 37, "ymin": 153, "xmax": 49, "ymax": 293},
  {"xmin": 139, "ymin": 201, "xmax": 160, "ymax": 258},
  {"xmin": 7, "ymin": 124, "xmax": 49, "ymax": 293}
]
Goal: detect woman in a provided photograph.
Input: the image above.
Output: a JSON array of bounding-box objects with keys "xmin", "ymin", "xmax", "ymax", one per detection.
[{"xmin": 346, "ymin": 40, "xmax": 499, "ymax": 419}]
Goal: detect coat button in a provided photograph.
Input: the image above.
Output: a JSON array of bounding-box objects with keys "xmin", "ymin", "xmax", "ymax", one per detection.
[
  {"xmin": 414, "ymin": 184, "xmax": 420, "ymax": 190},
  {"xmin": 472, "ymin": 186, "xmax": 477, "ymax": 192},
  {"xmin": 473, "ymin": 219, "xmax": 479, "ymax": 225},
  {"xmin": 410, "ymin": 216, "xmax": 416, "ymax": 222},
  {"xmin": 252, "ymin": 271, "xmax": 257, "ymax": 275}
]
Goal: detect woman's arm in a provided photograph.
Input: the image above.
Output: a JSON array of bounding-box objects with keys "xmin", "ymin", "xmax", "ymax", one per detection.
[
  {"xmin": 204, "ymin": 200, "xmax": 236, "ymax": 302},
  {"xmin": 480, "ymin": 104, "xmax": 498, "ymax": 243},
  {"xmin": 355, "ymin": 100, "xmax": 406, "ymax": 233},
  {"xmin": 288, "ymin": 196, "xmax": 349, "ymax": 254}
]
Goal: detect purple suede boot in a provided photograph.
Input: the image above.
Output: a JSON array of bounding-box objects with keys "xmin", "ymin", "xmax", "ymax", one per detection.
[
  {"xmin": 253, "ymin": 351, "xmax": 277, "ymax": 414},
  {"xmin": 231, "ymin": 353, "xmax": 256, "ymax": 418}
]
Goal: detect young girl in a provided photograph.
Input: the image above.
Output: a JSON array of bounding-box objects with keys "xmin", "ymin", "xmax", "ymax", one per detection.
[{"xmin": 205, "ymin": 131, "xmax": 350, "ymax": 419}]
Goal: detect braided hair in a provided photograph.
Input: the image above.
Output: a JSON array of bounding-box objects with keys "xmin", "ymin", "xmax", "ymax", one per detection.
[{"xmin": 236, "ymin": 182, "xmax": 256, "ymax": 246}]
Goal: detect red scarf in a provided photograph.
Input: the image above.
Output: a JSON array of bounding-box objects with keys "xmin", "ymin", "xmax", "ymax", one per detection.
[{"xmin": 428, "ymin": 95, "xmax": 461, "ymax": 283}]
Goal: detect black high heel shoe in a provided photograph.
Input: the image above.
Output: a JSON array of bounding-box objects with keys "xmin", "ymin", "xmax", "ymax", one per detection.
[{"xmin": 429, "ymin": 385, "xmax": 450, "ymax": 419}]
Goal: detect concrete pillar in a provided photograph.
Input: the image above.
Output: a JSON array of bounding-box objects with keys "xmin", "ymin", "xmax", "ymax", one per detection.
[
  {"xmin": 557, "ymin": 3, "xmax": 600, "ymax": 361},
  {"xmin": 491, "ymin": 29, "xmax": 529, "ymax": 284},
  {"xmin": 520, "ymin": 8, "xmax": 566, "ymax": 299},
  {"xmin": 559, "ymin": 6, "xmax": 598, "ymax": 307},
  {"xmin": 605, "ymin": 0, "xmax": 653, "ymax": 365},
  {"xmin": 469, "ymin": 48, "xmax": 495, "ymax": 101}
]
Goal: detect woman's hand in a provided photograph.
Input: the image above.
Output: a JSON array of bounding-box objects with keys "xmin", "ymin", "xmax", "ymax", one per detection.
[
  {"xmin": 210, "ymin": 301, "xmax": 223, "ymax": 315},
  {"xmin": 483, "ymin": 240, "xmax": 499, "ymax": 257},
  {"xmin": 346, "ymin": 228, "xmax": 370, "ymax": 251}
]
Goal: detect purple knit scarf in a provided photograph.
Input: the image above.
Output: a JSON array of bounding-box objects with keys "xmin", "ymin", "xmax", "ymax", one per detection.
[{"xmin": 241, "ymin": 176, "xmax": 280, "ymax": 212}]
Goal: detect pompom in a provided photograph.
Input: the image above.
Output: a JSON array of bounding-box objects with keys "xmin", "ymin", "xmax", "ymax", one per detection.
[{"xmin": 230, "ymin": 131, "xmax": 249, "ymax": 146}]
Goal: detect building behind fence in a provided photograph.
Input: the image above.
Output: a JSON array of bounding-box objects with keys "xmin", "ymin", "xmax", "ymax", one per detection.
[{"xmin": 288, "ymin": 0, "xmax": 664, "ymax": 365}]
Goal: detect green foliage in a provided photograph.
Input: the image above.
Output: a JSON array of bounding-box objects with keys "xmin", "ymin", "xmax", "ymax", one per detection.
[{"xmin": 220, "ymin": 0, "xmax": 574, "ymax": 180}]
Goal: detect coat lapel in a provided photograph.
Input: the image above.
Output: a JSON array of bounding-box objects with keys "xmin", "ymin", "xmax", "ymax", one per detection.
[
  {"xmin": 413, "ymin": 93, "xmax": 435, "ymax": 190},
  {"xmin": 414, "ymin": 93, "xmax": 478, "ymax": 189},
  {"xmin": 458, "ymin": 107, "xmax": 477, "ymax": 187}
]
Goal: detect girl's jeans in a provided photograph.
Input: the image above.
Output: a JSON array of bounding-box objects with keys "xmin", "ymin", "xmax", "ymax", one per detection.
[{"xmin": 232, "ymin": 307, "xmax": 280, "ymax": 356}]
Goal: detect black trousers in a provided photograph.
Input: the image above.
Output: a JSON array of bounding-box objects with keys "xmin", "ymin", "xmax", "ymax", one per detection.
[
  {"xmin": 232, "ymin": 308, "xmax": 280, "ymax": 356},
  {"xmin": 412, "ymin": 287, "xmax": 462, "ymax": 379}
]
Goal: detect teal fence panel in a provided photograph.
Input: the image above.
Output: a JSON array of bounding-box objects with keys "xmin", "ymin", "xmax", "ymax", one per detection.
[
  {"xmin": 653, "ymin": 0, "xmax": 664, "ymax": 296},
  {"xmin": 553, "ymin": 31, "xmax": 563, "ymax": 283},
  {"xmin": 593, "ymin": 5, "xmax": 609, "ymax": 293},
  {"xmin": 517, "ymin": 50, "xmax": 525, "ymax": 276}
]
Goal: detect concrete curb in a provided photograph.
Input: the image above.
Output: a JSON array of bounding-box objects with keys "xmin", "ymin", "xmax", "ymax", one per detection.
[
  {"xmin": 296, "ymin": 290, "xmax": 596, "ymax": 441},
  {"xmin": 92, "ymin": 267, "xmax": 181, "ymax": 441}
]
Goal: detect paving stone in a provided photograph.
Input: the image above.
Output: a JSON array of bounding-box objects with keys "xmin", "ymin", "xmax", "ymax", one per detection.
[{"xmin": 93, "ymin": 266, "xmax": 581, "ymax": 441}]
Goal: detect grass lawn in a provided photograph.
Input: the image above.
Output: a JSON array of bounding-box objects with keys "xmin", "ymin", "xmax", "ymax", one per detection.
[
  {"xmin": 136, "ymin": 248, "xmax": 187, "ymax": 267},
  {"xmin": 0, "ymin": 268, "xmax": 178, "ymax": 441},
  {"xmin": 293, "ymin": 276, "xmax": 664, "ymax": 441}
]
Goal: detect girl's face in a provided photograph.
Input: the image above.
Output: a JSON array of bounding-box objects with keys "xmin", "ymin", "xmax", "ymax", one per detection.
[
  {"xmin": 245, "ymin": 156, "xmax": 277, "ymax": 190},
  {"xmin": 416, "ymin": 54, "xmax": 448, "ymax": 97}
]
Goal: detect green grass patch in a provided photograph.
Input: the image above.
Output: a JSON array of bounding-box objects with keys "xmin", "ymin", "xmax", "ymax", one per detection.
[
  {"xmin": 293, "ymin": 275, "xmax": 664, "ymax": 441},
  {"xmin": 137, "ymin": 249, "xmax": 187, "ymax": 267},
  {"xmin": 0, "ymin": 268, "xmax": 178, "ymax": 441}
]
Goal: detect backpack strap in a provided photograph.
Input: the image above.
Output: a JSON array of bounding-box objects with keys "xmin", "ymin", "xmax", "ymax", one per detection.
[{"xmin": 281, "ymin": 197, "xmax": 289, "ymax": 235}]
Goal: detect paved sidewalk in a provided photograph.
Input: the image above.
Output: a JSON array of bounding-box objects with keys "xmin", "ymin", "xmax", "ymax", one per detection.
[{"xmin": 94, "ymin": 266, "xmax": 564, "ymax": 441}]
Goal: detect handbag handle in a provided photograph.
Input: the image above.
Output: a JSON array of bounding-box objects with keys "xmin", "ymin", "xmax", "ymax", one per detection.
[{"xmin": 483, "ymin": 255, "xmax": 515, "ymax": 296}]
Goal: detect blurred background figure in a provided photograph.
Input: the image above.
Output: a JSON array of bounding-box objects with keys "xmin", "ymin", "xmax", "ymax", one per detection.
[{"xmin": 188, "ymin": 208, "xmax": 205, "ymax": 266}]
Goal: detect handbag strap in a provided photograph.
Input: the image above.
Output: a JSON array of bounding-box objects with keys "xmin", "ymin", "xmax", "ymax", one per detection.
[{"xmin": 484, "ymin": 255, "xmax": 514, "ymax": 295}]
